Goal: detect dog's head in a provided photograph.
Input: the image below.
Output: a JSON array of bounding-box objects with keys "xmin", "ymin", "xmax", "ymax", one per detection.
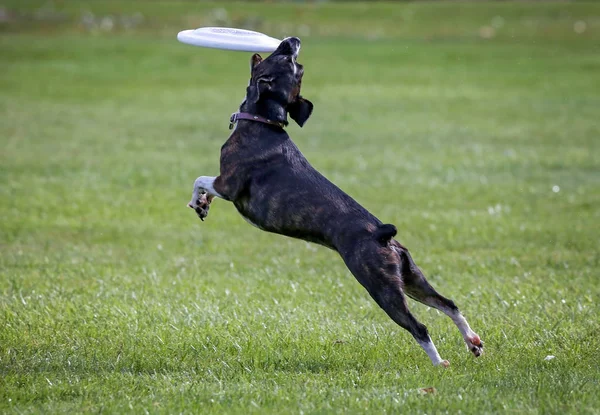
[{"xmin": 246, "ymin": 37, "xmax": 313, "ymax": 127}]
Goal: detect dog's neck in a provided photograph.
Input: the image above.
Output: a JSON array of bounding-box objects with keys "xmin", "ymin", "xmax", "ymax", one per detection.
[{"xmin": 239, "ymin": 98, "xmax": 288, "ymax": 127}]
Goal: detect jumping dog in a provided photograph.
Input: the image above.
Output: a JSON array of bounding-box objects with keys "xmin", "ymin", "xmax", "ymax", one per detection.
[{"xmin": 188, "ymin": 37, "xmax": 483, "ymax": 366}]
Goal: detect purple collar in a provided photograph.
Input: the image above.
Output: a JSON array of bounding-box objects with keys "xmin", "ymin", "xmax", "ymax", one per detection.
[{"xmin": 229, "ymin": 112, "xmax": 287, "ymax": 130}]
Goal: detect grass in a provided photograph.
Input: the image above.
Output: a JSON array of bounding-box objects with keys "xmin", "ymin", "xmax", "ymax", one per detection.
[{"xmin": 1, "ymin": 1, "xmax": 599, "ymax": 413}]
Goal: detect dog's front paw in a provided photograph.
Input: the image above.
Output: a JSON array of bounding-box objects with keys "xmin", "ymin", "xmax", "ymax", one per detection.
[
  {"xmin": 465, "ymin": 334, "xmax": 483, "ymax": 357},
  {"xmin": 187, "ymin": 192, "xmax": 213, "ymax": 221}
]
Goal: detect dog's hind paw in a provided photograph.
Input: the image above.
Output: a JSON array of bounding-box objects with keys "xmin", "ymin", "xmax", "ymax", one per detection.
[
  {"xmin": 187, "ymin": 192, "xmax": 213, "ymax": 221},
  {"xmin": 466, "ymin": 334, "xmax": 483, "ymax": 357}
]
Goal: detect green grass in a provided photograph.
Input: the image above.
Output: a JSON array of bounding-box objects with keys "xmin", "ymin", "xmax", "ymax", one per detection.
[{"xmin": 1, "ymin": 1, "xmax": 599, "ymax": 413}]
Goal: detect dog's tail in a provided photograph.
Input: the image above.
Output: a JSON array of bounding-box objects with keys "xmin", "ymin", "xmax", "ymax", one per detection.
[{"xmin": 374, "ymin": 223, "xmax": 397, "ymax": 245}]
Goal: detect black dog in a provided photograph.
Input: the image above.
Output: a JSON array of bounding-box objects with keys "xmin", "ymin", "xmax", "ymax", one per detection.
[{"xmin": 188, "ymin": 37, "xmax": 482, "ymax": 366}]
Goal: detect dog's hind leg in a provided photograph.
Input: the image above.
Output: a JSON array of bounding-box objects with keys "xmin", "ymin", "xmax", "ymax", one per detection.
[
  {"xmin": 340, "ymin": 241, "xmax": 449, "ymax": 367},
  {"xmin": 187, "ymin": 176, "xmax": 224, "ymax": 221},
  {"xmin": 391, "ymin": 241, "xmax": 483, "ymax": 357}
]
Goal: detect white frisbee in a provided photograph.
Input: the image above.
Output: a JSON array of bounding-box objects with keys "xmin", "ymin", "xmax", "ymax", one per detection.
[{"xmin": 177, "ymin": 27, "xmax": 281, "ymax": 53}]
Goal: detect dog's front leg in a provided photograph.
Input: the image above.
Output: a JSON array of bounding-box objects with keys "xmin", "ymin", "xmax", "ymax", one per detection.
[{"xmin": 187, "ymin": 176, "xmax": 224, "ymax": 221}]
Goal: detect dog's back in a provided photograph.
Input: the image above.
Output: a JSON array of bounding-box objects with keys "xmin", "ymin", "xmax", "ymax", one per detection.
[{"xmin": 227, "ymin": 129, "xmax": 384, "ymax": 250}]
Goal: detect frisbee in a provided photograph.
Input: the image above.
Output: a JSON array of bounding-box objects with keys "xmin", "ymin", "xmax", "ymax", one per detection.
[{"xmin": 177, "ymin": 27, "xmax": 282, "ymax": 52}]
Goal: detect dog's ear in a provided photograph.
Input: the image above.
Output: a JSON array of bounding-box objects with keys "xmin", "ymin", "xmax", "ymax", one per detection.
[
  {"xmin": 247, "ymin": 75, "xmax": 274, "ymax": 104},
  {"xmin": 250, "ymin": 53, "xmax": 262, "ymax": 72},
  {"xmin": 288, "ymin": 96, "xmax": 313, "ymax": 127},
  {"xmin": 247, "ymin": 54, "xmax": 272, "ymax": 104}
]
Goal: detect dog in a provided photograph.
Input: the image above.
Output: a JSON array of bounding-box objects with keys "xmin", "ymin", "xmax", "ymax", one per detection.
[{"xmin": 188, "ymin": 37, "xmax": 482, "ymax": 366}]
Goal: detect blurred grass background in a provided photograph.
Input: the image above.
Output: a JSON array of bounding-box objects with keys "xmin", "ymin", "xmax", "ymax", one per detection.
[{"xmin": 1, "ymin": 1, "xmax": 599, "ymax": 414}]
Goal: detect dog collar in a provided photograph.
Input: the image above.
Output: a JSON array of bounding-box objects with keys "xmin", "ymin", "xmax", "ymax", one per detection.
[{"xmin": 229, "ymin": 112, "xmax": 287, "ymax": 130}]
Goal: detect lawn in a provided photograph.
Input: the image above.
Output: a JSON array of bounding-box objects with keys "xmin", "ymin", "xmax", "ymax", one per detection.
[{"xmin": 1, "ymin": 1, "xmax": 599, "ymax": 413}]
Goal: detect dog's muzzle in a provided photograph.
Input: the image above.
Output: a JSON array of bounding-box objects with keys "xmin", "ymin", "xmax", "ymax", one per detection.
[{"xmin": 273, "ymin": 37, "xmax": 301, "ymax": 58}]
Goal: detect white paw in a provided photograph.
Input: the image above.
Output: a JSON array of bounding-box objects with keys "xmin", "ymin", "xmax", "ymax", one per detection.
[
  {"xmin": 187, "ymin": 192, "xmax": 211, "ymax": 221},
  {"xmin": 465, "ymin": 333, "xmax": 483, "ymax": 357}
]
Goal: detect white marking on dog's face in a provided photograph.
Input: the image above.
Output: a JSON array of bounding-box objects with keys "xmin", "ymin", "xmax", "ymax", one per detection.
[{"xmin": 292, "ymin": 55, "xmax": 297, "ymax": 76}]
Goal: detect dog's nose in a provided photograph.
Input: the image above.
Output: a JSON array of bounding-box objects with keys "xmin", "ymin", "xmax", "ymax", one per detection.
[
  {"xmin": 275, "ymin": 36, "xmax": 301, "ymax": 57},
  {"xmin": 283, "ymin": 36, "xmax": 301, "ymax": 54}
]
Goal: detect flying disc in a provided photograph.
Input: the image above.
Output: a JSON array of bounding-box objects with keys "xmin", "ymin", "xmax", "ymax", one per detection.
[{"xmin": 177, "ymin": 27, "xmax": 281, "ymax": 52}]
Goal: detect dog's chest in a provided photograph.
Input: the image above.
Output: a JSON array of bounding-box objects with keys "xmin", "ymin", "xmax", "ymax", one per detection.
[
  {"xmin": 239, "ymin": 214, "xmax": 265, "ymax": 230},
  {"xmin": 233, "ymin": 199, "xmax": 266, "ymax": 231}
]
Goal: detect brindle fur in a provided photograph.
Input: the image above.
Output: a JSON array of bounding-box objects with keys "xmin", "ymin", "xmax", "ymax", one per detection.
[{"xmin": 189, "ymin": 37, "xmax": 482, "ymax": 366}]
